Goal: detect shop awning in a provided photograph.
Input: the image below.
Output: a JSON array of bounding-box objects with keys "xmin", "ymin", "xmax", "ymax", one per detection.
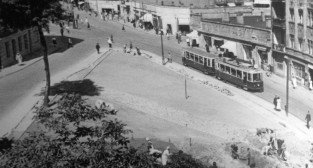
[
  {"xmin": 221, "ymin": 40, "xmax": 237, "ymax": 55},
  {"xmin": 177, "ymin": 18, "xmax": 189, "ymax": 25},
  {"xmin": 254, "ymin": 0, "xmax": 270, "ymax": 5},
  {"xmin": 186, "ymin": 30, "xmax": 198, "ymax": 39},
  {"xmin": 140, "ymin": 13, "xmax": 153, "ymax": 22}
]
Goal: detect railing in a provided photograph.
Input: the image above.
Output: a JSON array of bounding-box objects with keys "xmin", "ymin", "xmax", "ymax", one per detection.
[{"xmin": 273, "ymin": 44, "xmax": 286, "ymax": 52}]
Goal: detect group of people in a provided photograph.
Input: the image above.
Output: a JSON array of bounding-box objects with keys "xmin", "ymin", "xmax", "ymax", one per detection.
[{"xmin": 146, "ymin": 137, "xmax": 171, "ymax": 166}]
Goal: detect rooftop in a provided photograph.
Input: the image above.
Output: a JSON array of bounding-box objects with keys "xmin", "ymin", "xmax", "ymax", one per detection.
[{"xmin": 203, "ymin": 15, "xmax": 270, "ymax": 29}]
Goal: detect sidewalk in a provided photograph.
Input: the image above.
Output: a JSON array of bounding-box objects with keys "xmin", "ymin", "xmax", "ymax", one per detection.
[{"xmin": 3, "ymin": 47, "xmax": 111, "ymax": 139}]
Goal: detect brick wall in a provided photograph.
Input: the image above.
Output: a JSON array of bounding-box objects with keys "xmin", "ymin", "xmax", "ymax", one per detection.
[{"xmin": 0, "ymin": 27, "xmax": 41, "ymax": 68}]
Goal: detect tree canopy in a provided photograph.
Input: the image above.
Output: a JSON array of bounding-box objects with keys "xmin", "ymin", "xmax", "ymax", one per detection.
[{"xmin": 0, "ymin": 94, "xmax": 209, "ymax": 168}]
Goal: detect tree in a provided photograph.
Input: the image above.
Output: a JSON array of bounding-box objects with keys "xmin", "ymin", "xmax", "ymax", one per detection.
[
  {"xmin": 0, "ymin": 94, "xmax": 209, "ymax": 168},
  {"xmin": 0, "ymin": 0, "xmax": 65, "ymax": 106}
]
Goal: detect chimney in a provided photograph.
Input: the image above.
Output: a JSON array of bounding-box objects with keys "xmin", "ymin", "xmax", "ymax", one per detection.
[
  {"xmin": 222, "ymin": 12, "xmax": 230, "ymax": 22},
  {"xmin": 261, "ymin": 11, "xmax": 265, "ymax": 22},
  {"xmin": 236, "ymin": 12, "xmax": 244, "ymax": 24}
]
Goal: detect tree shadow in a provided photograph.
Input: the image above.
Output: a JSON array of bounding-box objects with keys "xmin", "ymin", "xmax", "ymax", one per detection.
[
  {"xmin": 39, "ymin": 79, "xmax": 102, "ymax": 96},
  {"xmin": 23, "ymin": 35, "xmax": 84, "ymax": 62}
]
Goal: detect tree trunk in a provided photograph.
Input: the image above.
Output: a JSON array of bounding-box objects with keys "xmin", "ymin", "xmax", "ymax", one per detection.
[{"xmin": 37, "ymin": 24, "xmax": 50, "ymax": 107}]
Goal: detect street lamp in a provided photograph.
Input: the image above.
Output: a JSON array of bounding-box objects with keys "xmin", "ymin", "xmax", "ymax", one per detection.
[
  {"xmin": 284, "ymin": 56, "xmax": 290, "ymax": 115},
  {"xmin": 160, "ymin": 30, "xmax": 165, "ymax": 65}
]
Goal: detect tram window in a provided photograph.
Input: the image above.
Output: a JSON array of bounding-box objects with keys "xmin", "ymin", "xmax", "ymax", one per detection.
[
  {"xmin": 243, "ymin": 72, "xmax": 247, "ymax": 82},
  {"xmin": 237, "ymin": 70, "xmax": 242, "ymax": 78},
  {"xmin": 225, "ymin": 66, "xmax": 230, "ymax": 74},
  {"xmin": 208, "ymin": 59, "xmax": 211, "ymax": 67},
  {"xmin": 186, "ymin": 52, "xmax": 190, "ymax": 59},
  {"xmin": 190, "ymin": 53, "xmax": 194, "ymax": 60},
  {"xmin": 195, "ymin": 55, "xmax": 199, "ymax": 62},
  {"xmin": 231, "ymin": 68, "xmax": 236, "ymax": 76},
  {"xmin": 248, "ymin": 73, "xmax": 252, "ymax": 81},
  {"xmin": 220, "ymin": 64, "xmax": 225, "ymax": 71},
  {"xmin": 253, "ymin": 73, "xmax": 261, "ymax": 82},
  {"xmin": 199, "ymin": 56, "xmax": 203, "ymax": 64}
]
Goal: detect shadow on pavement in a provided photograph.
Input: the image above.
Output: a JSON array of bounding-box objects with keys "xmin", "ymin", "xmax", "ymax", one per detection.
[
  {"xmin": 23, "ymin": 35, "xmax": 84, "ymax": 62},
  {"xmin": 39, "ymin": 79, "xmax": 102, "ymax": 96}
]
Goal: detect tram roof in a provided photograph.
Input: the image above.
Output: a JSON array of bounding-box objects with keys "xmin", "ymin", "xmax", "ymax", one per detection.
[
  {"xmin": 183, "ymin": 47, "xmax": 217, "ymax": 59},
  {"xmin": 216, "ymin": 57, "xmax": 263, "ymax": 73}
]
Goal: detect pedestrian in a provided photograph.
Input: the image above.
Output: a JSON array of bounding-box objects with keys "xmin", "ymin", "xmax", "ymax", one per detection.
[
  {"xmin": 166, "ymin": 32, "xmax": 170, "ymax": 40},
  {"xmin": 306, "ymin": 111, "xmax": 311, "ymax": 129},
  {"xmin": 52, "ymin": 37, "xmax": 57, "ymax": 47},
  {"xmin": 136, "ymin": 47, "xmax": 141, "ymax": 56},
  {"xmin": 123, "ymin": 44, "xmax": 127, "ymax": 53},
  {"xmin": 96, "ymin": 43, "xmax": 100, "ymax": 54},
  {"xmin": 129, "ymin": 41, "xmax": 133, "ymax": 51},
  {"xmin": 247, "ymin": 148, "xmax": 251, "ymax": 166},
  {"xmin": 110, "ymin": 34, "xmax": 114, "ymax": 43},
  {"xmin": 309, "ymin": 79, "xmax": 313, "ymax": 90},
  {"xmin": 178, "ymin": 34, "xmax": 182, "ymax": 44},
  {"xmin": 168, "ymin": 51, "xmax": 172, "ymax": 63},
  {"xmin": 15, "ymin": 52, "xmax": 23, "ymax": 65},
  {"xmin": 108, "ymin": 37, "xmax": 112, "ymax": 48},
  {"xmin": 59, "ymin": 22, "xmax": 63, "ymax": 29},
  {"xmin": 65, "ymin": 26, "xmax": 70, "ymax": 34},
  {"xmin": 209, "ymin": 162, "xmax": 218, "ymax": 168},
  {"xmin": 85, "ymin": 17, "xmax": 88, "ymax": 25},
  {"xmin": 205, "ymin": 43, "xmax": 210, "ymax": 53},
  {"xmin": 273, "ymin": 95, "xmax": 278, "ymax": 109},
  {"xmin": 122, "ymin": 24, "xmax": 125, "ymax": 31},
  {"xmin": 68, "ymin": 38, "xmax": 73, "ymax": 48},
  {"xmin": 161, "ymin": 146, "xmax": 171, "ymax": 166},
  {"xmin": 87, "ymin": 22, "xmax": 91, "ymax": 29},
  {"xmin": 60, "ymin": 28, "xmax": 64, "ymax": 37},
  {"xmin": 276, "ymin": 96, "xmax": 281, "ymax": 111}
]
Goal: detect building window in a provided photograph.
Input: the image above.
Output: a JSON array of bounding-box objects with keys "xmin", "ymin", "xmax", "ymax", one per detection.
[
  {"xmin": 18, "ymin": 36, "xmax": 22, "ymax": 52},
  {"xmin": 308, "ymin": 40, "xmax": 313, "ymax": 54},
  {"xmin": 298, "ymin": 38, "xmax": 303, "ymax": 51},
  {"xmin": 5, "ymin": 42, "xmax": 10, "ymax": 58},
  {"xmin": 24, "ymin": 34, "xmax": 28, "ymax": 49},
  {"xmin": 290, "ymin": 8, "xmax": 295, "ymax": 22},
  {"xmin": 298, "ymin": 9, "xmax": 303, "ymax": 24},
  {"xmin": 290, "ymin": 35, "xmax": 295, "ymax": 48},
  {"xmin": 309, "ymin": 10, "xmax": 313, "ymax": 27},
  {"xmin": 12, "ymin": 39, "xmax": 17, "ymax": 57}
]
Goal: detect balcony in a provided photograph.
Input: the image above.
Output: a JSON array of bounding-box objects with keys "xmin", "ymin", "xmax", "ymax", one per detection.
[
  {"xmin": 273, "ymin": 43, "xmax": 286, "ymax": 52},
  {"xmin": 273, "ymin": 18, "xmax": 286, "ymax": 29}
]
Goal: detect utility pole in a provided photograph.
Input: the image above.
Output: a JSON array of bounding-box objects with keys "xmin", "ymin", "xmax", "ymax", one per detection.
[
  {"xmin": 160, "ymin": 30, "xmax": 165, "ymax": 64},
  {"xmin": 96, "ymin": 0, "xmax": 99, "ymax": 14},
  {"xmin": 284, "ymin": 56, "xmax": 290, "ymax": 116},
  {"xmin": 185, "ymin": 75, "xmax": 188, "ymax": 99}
]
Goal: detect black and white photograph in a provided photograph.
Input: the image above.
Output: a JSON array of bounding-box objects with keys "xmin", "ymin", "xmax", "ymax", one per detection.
[{"xmin": 0, "ymin": 0, "xmax": 313, "ymax": 167}]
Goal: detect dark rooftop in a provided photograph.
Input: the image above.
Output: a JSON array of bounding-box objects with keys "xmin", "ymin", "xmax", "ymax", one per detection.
[{"xmin": 203, "ymin": 15, "xmax": 270, "ymax": 29}]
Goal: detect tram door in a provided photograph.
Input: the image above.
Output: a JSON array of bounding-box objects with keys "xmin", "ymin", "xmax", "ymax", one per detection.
[
  {"xmin": 204, "ymin": 58, "xmax": 207, "ymax": 66},
  {"xmin": 243, "ymin": 72, "xmax": 247, "ymax": 84}
]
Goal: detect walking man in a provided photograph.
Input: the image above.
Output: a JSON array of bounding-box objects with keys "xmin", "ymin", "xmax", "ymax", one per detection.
[
  {"xmin": 306, "ymin": 111, "xmax": 311, "ymax": 129},
  {"xmin": 60, "ymin": 27, "xmax": 64, "ymax": 37},
  {"xmin": 108, "ymin": 37, "xmax": 112, "ymax": 48},
  {"xmin": 122, "ymin": 25, "xmax": 125, "ymax": 31},
  {"xmin": 68, "ymin": 38, "xmax": 73, "ymax": 48},
  {"xmin": 129, "ymin": 41, "xmax": 133, "ymax": 51},
  {"xmin": 52, "ymin": 37, "xmax": 57, "ymax": 47},
  {"xmin": 15, "ymin": 52, "xmax": 23, "ymax": 65},
  {"xmin": 168, "ymin": 51, "xmax": 172, "ymax": 63},
  {"xmin": 123, "ymin": 44, "xmax": 127, "ymax": 53},
  {"xmin": 96, "ymin": 43, "xmax": 100, "ymax": 54}
]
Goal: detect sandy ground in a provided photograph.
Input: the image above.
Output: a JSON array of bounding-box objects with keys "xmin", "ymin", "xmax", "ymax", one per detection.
[{"xmin": 66, "ymin": 50, "xmax": 312, "ymax": 167}]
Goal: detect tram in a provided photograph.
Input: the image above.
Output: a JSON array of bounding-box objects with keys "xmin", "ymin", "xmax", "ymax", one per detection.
[
  {"xmin": 182, "ymin": 47, "xmax": 217, "ymax": 75},
  {"xmin": 181, "ymin": 48, "xmax": 264, "ymax": 92},
  {"xmin": 215, "ymin": 57, "xmax": 264, "ymax": 92}
]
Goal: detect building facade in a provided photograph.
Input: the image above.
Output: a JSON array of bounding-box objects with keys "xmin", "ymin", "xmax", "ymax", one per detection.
[
  {"xmin": 272, "ymin": 0, "xmax": 313, "ymax": 86},
  {"xmin": 192, "ymin": 12, "xmax": 272, "ymax": 69},
  {"xmin": 0, "ymin": 27, "xmax": 41, "ymax": 68}
]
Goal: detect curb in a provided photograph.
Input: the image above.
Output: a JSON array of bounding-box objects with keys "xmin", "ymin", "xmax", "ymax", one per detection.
[{"xmin": 4, "ymin": 48, "xmax": 112, "ymax": 140}]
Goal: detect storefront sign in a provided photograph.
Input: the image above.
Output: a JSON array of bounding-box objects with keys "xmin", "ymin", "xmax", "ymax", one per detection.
[{"xmin": 200, "ymin": 21, "xmax": 271, "ymax": 47}]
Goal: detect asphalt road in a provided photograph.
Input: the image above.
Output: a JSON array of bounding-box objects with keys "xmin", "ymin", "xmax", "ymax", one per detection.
[{"xmin": 0, "ymin": 8, "xmax": 311, "ymax": 123}]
